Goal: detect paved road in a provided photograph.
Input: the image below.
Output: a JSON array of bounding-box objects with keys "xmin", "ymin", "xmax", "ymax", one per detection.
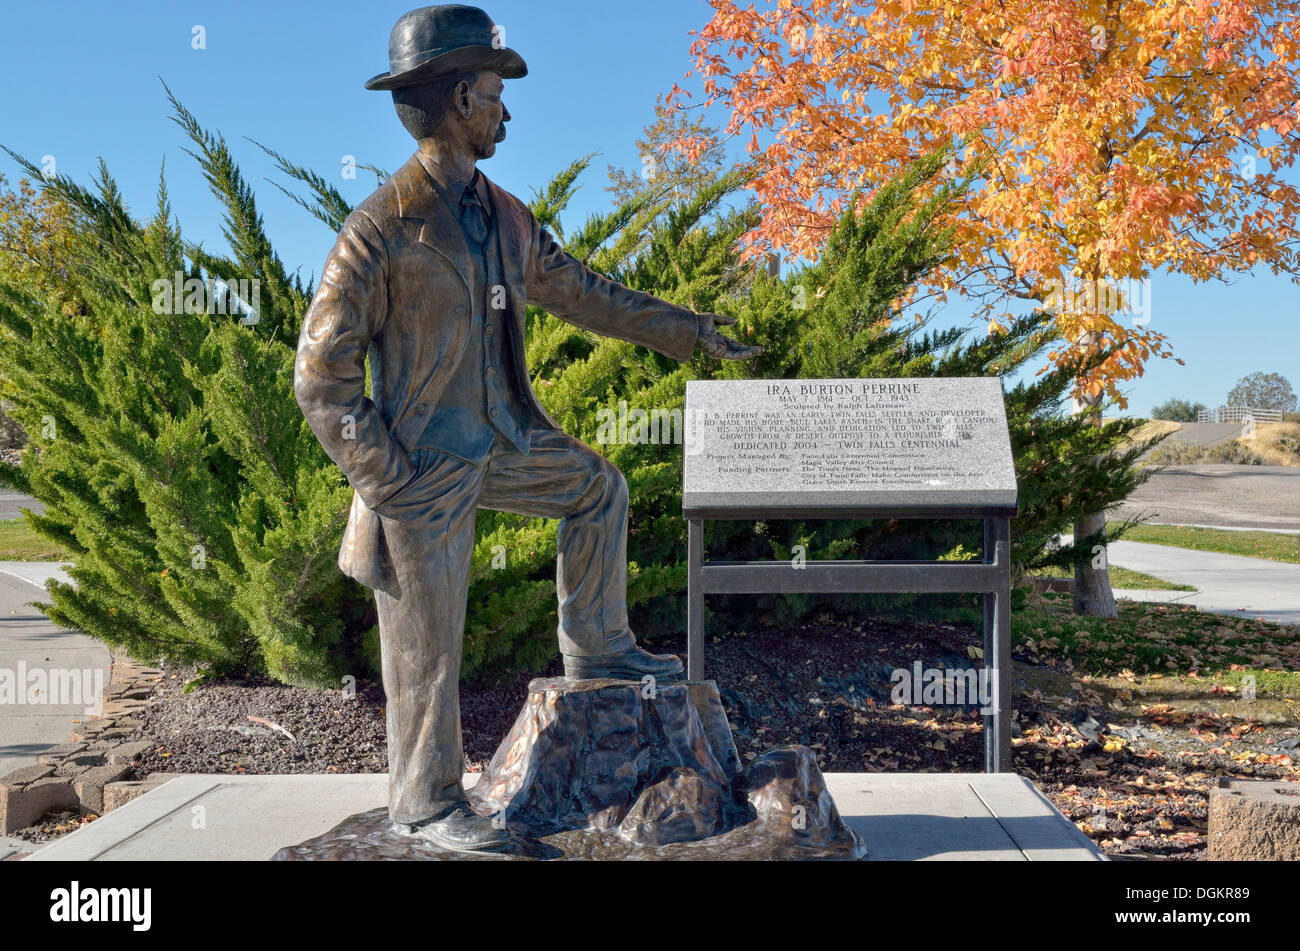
[
  {"xmin": 1112, "ymin": 465, "xmax": 1300, "ymax": 531},
  {"xmin": 1158, "ymin": 422, "xmax": 1245, "ymax": 448},
  {"xmin": 0, "ymin": 489, "xmax": 42, "ymax": 522},
  {"xmin": 1106, "ymin": 540, "xmax": 1300, "ymax": 626}
]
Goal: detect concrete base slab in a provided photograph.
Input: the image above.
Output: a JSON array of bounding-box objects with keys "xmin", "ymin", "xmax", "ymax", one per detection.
[
  {"xmin": 0, "ymin": 833, "xmax": 32, "ymax": 861},
  {"xmin": 1209, "ymin": 778, "xmax": 1300, "ymax": 860},
  {"xmin": 24, "ymin": 772, "xmax": 1103, "ymax": 861}
]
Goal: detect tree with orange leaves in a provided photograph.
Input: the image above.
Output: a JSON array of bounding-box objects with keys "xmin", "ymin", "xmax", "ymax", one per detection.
[{"xmin": 670, "ymin": 0, "xmax": 1300, "ymax": 615}]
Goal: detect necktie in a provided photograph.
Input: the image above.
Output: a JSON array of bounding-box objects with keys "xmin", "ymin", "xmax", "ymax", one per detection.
[{"xmin": 460, "ymin": 181, "xmax": 488, "ymax": 247}]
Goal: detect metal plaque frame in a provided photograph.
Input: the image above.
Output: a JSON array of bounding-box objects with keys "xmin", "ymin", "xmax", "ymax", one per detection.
[{"xmin": 684, "ymin": 505, "xmax": 1015, "ymax": 772}]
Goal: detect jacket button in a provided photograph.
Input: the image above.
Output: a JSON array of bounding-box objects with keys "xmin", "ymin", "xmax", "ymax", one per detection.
[
  {"xmin": 489, "ymin": 407, "xmax": 499, "ymax": 418},
  {"xmin": 415, "ymin": 403, "xmax": 428, "ymax": 415},
  {"xmin": 438, "ymin": 357, "xmax": 450, "ymax": 368}
]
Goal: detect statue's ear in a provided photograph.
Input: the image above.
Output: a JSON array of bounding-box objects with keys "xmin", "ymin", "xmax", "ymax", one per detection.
[{"xmin": 454, "ymin": 80, "xmax": 474, "ymax": 118}]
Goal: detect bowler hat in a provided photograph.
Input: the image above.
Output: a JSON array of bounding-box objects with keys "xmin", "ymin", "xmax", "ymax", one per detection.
[{"xmin": 364, "ymin": 4, "xmax": 527, "ymax": 91}]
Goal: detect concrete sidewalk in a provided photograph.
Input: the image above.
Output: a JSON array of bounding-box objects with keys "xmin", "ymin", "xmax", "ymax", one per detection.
[
  {"xmin": 1107, "ymin": 540, "xmax": 1300, "ymax": 625},
  {"xmin": 0, "ymin": 561, "xmax": 109, "ymax": 860},
  {"xmin": 0, "ymin": 561, "xmax": 72, "ymax": 590},
  {"xmin": 22, "ymin": 771, "xmax": 1103, "ymax": 861},
  {"xmin": 0, "ymin": 562, "xmax": 103, "ymax": 778}
]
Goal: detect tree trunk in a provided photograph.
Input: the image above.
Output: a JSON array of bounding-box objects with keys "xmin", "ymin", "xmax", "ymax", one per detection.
[
  {"xmin": 1072, "ymin": 385, "xmax": 1118, "ymax": 618},
  {"xmin": 1073, "ymin": 507, "xmax": 1117, "ymax": 617}
]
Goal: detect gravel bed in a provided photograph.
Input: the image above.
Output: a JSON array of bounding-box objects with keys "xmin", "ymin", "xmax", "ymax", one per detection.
[
  {"xmin": 128, "ymin": 618, "xmax": 988, "ymax": 778},
  {"xmin": 106, "ymin": 613, "xmax": 1298, "ymax": 860}
]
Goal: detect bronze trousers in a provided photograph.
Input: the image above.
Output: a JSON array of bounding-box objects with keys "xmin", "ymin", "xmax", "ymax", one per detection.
[{"xmin": 371, "ymin": 426, "xmax": 635, "ymax": 824}]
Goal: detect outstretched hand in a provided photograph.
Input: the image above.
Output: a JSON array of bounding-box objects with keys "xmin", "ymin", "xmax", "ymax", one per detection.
[{"xmin": 696, "ymin": 313, "xmax": 764, "ymax": 361}]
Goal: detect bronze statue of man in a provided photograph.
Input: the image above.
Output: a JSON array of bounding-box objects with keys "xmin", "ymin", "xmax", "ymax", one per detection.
[{"xmin": 294, "ymin": 4, "xmax": 759, "ymax": 852}]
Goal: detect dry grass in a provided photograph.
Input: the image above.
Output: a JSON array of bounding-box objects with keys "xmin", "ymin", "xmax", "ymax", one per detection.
[
  {"xmin": 1129, "ymin": 419, "xmax": 1182, "ymax": 453},
  {"xmin": 1130, "ymin": 418, "xmax": 1183, "ymax": 443},
  {"xmin": 1242, "ymin": 421, "xmax": 1300, "ymax": 467},
  {"xmin": 1102, "ymin": 418, "xmax": 1182, "ymax": 452}
]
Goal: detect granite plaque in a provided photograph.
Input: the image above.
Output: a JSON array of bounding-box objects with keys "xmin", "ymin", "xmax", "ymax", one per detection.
[{"xmin": 683, "ymin": 377, "xmax": 1017, "ymax": 516}]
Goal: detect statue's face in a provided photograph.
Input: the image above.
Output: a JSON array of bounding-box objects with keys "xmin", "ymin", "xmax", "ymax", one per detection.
[{"xmin": 463, "ymin": 71, "xmax": 509, "ymax": 158}]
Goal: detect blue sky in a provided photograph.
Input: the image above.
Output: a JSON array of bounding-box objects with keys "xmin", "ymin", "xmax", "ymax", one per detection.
[{"xmin": 2, "ymin": 0, "xmax": 1296, "ymax": 415}]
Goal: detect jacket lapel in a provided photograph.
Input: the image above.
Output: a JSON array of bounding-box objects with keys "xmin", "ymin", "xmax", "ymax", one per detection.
[
  {"xmin": 481, "ymin": 174, "xmax": 563, "ymax": 432},
  {"xmin": 392, "ymin": 153, "xmax": 473, "ymax": 294},
  {"xmin": 483, "ymin": 175, "xmax": 526, "ymax": 298}
]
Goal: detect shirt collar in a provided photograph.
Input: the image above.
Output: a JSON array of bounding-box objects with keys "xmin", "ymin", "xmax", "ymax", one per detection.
[{"xmin": 415, "ymin": 150, "xmax": 488, "ymax": 211}]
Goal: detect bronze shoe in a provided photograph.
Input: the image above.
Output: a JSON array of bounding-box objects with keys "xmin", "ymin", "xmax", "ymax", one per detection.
[
  {"xmin": 563, "ymin": 645, "xmax": 685, "ymax": 681},
  {"xmin": 397, "ymin": 802, "xmax": 511, "ymax": 853}
]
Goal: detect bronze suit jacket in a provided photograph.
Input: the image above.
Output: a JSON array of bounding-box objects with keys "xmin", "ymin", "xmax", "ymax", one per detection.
[{"xmin": 294, "ymin": 151, "xmax": 701, "ymax": 594}]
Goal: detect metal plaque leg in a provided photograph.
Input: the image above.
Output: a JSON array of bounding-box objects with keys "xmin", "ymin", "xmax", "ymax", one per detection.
[
  {"xmin": 687, "ymin": 518, "xmax": 705, "ymax": 680},
  {"xmin": 983, "ymin": 517, "xmax": 1012, "ymax": 772}
]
